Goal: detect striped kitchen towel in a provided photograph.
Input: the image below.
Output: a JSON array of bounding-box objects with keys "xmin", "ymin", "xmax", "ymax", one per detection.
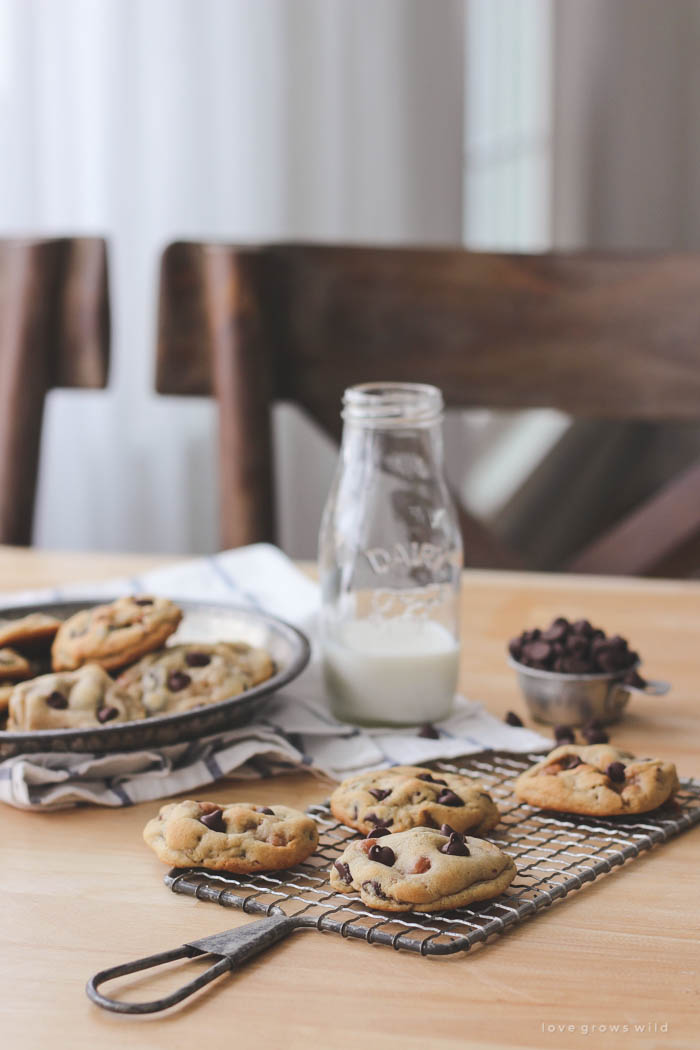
[{"xmin": 0, "ymin": 544, "xmax": 549, "ymax": 810}]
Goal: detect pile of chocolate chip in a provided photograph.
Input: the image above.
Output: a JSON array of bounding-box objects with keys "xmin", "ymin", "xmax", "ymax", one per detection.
[{"xmin": 508, "ymin": 617, "xmax": 644, "ymax": 684}]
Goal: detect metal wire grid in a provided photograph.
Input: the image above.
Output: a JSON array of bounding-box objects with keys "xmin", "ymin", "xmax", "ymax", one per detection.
[{"xmin": 166, "ymin": 751, "xmax": 700, "ymax": 957}]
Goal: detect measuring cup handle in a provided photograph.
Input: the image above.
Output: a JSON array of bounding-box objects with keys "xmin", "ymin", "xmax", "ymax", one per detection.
[{"xmin": 626, "ymin": 678, "xmax": 670, "ymax": 697}]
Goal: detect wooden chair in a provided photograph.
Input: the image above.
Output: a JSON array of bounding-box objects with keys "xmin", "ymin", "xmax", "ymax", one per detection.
[
  {"xmin": 0, "ymin": 238, "xmax": 110, "ymax": 545},
  {"xmin": 156, "ymin": 242, "xmax": 700, "ymax": 575}
]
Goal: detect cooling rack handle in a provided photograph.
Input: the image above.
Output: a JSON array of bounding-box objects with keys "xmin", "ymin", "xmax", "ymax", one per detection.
[{"xmin": 86, "ymin": 914, "xmax": 299, "ymax": 1014}]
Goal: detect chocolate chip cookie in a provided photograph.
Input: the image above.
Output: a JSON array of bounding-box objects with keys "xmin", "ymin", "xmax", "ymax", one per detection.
[
  {"xmin": 52, "ymin": 596, "xmax": 182, "ymax": 672},
  {"xmin": 0, "ymin": 612, "xmax": 61, "ymax": 653},
  {"xmin": 0, "ymin": 647, "xmax": 32, "ymax": 682},
  {"xmin": 143, "ymin": 800, "xmax": 319, "ymax": 872},
  {"xmin": 115, "ymin": 642, "xmax": 275, "ymax": 715},
  {"xmin": 329, "ymin": 826, "xmax": 516, "ymax": 913},
  {"xmin": 514, "ymin": 744, "xmax": 679, "ymax": 816},
  {"xmin": 330, "ymin": 766, "xmax": 500, "ymax": 835},
  {"xmin": 6, "ymin": 663, "xmax": 145, "ymax": 731}
]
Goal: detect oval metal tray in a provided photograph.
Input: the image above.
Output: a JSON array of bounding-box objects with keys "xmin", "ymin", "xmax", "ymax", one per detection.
[{"xmin": 0, "ymin": 600, "xmax": 310, "ymax": 758}]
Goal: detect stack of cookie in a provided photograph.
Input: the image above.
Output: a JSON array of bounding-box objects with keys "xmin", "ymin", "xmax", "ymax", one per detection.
[{"xmin": 1, "ymin": 596, "xmax": 275, "ymax": 733}]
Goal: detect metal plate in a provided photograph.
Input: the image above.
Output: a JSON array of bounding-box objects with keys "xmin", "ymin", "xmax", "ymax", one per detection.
[
  {"xmin": 166, "ymin": 750, "xmax": 700, "ymax": 957},
  {"xmin": 0, "ymin": 600, "xmax": 310, "ymax": 758}
]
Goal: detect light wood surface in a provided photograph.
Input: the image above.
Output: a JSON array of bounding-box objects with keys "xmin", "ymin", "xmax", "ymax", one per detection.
[{"xmin": 2, "ymin": 546, "xmax": 699, "ymax": 1050}]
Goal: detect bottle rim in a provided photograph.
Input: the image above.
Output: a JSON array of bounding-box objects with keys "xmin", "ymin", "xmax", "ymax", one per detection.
[{"xmin": 342, "ymin": 382, "xmax": 444, "ymax": 427}]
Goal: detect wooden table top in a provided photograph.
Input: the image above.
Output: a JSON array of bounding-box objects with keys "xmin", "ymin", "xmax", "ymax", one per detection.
[{"xmin": 2, "ymin": 546, "xmax": 699, "ymax": 1050}]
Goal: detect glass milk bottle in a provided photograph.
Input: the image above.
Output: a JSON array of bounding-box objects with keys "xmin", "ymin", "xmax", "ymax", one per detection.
[{"xmin": 319, "ymin": 382, "xmax": 463, "ymax": 725}]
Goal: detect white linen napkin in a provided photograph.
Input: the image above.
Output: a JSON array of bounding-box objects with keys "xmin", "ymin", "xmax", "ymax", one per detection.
[{"xmin": 0, "ymin": 544, "xmax": 549, "ymax": 810}]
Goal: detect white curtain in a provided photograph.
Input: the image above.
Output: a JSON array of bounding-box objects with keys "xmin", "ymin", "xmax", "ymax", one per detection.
[{"xmin": 0, "ymin": 0, "xmax": 465, "ymax": 555}]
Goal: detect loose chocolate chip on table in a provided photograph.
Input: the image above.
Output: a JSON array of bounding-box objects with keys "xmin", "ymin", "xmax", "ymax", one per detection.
[
  {"xmin": 167, "ymin": 670, "xmax": 191, "ymax": 692},
  {"xmin": 200, "ymin": 808, "xmax": 226, "ymax": 833},
  {"xmin": 554, "ymin": 725, "xmax": 575, "ymax": 745},
  {"xmin": 440, "ymin": 832, "xmax": 470, "ymax": 857},
  {"xmin": 504, "ymin": 711, "xmax": 523, "ymax": 727},
  {"xmin": 97, "ymin": 706, "xmax": 119, "ymax": 723},
  {"xmin": 185, "ymin": 651, "xmax": 211, "ymax": 668},
  {"xmin": 365, "ymin": 826, "xmax": 392, "ymax": 839},
  {"xmin": 436, "ymin": 789, "xmax": 464, "ymax": 807},
  {"xmin": 46, "ymin": 691, "xmax": 68, "ymax": 709},
  {"xmin": 583, "ymin": 725, "xmax": 609, "ymax": 744},
  {"xmin": 368, "ymin": 844, "xmax": 396, "ymax": 866},
  {"xmin": 417, "ymin": 722, "xmax": 440, "ymax": 739},
  {"xmin": 369, "ymin": 788, "xmax": 391, "ymax": 802},
  {"xmin": 334, "ymin": 861, "xmax": 352, "ymax": 884},
  {"xmin": 606, "ymin": 761, "xmax": 626, "ymax": 783},
  {"xmin": 440, "ymin": 823, "xmax": 458, "ymax": 837},
  {"xmin": 365, "ymin": 813, "xmax": 393, "ymax": 828}
]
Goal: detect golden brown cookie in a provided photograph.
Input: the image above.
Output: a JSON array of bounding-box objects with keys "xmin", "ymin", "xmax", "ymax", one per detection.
[
  {"xmin": 0, "ymin": 612, "xmax": 61, "ymax": 654},
  {"xmin": 116, "ymin": 641, "xmax": 275, "ymax": 715},
  {"xmin": 514, "ymin": 744, "xmax": 679, "ymax": 816},
  {"xmin": 329, "ymin": 826, "xmax": 516, "ymax": 913},
  {"xmin": 52, "ymin": 596, "xmax": 182, "ymax": 672},
  {"xmin": 0, "ymin": 647, "xmax": 32, "ymax": 682},
  {"xmin": 330, "ymin": 766, "xmax": 500, "ymax": 836},
  {"xmin": 6, "ymin": 664, "xmax": 145, "ymax": 731},
  {"xmin": 143, "ymin": 800, "xmax": 319, "ymax": 872}
]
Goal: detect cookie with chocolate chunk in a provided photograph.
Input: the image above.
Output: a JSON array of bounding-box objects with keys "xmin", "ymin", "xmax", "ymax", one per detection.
[
  {"xmin": 514, "ymin": 744, "xmax": 678, "ymax": 816},
  {"xmin": 0, "ymin": 647, "xmax": 32, "ymax": 682},
  {"xmin": 330, "ymin": 766, "xmax": 500, "ymax": 836},
  {"xmin": 0, "ymin": 612, "xmax": 61, "ymax": 654},
  {"xmin": 52, "ymin": 596, "xmax": 182, "ymax": 672},
  {"xmin": 143, "ymin": 800, "xmax": 318, "ymax": 872},
  {"xmin": 115, "ymin": 641, "xmax": 275, "ymax": 715},
  {"xmin": 329, "ymin": 826, "xmax": 516, "ymax": 913},
  {"xmin": 6, "ymin": 663, "xmax": 145, "ymax": 731}
]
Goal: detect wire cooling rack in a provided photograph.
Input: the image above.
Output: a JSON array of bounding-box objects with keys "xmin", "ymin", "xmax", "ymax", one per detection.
[{"xmin": 166, "ymin": 751, "xmax": 700, "ymax": 958}]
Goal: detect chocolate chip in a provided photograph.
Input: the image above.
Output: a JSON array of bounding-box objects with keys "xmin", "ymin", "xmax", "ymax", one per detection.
[
  {"xmin": 368, "ymin": 788, "xmax": 391, "ymax": 802},
  {"xmin": 523, "ymin": 640, "xmax": 552, "ymax": 664},
  {"xmin": 583, "ymin": 725, "xmax": 609, "ymax": 744},
  {"xmin": 560, "ymin": 754, "xmax": 582, "ymax": 770},
  {"xmin": 417, "ymin": 722, "xmax": 440, "ymax": 739},
  {"xmin": 167, "ymin": 670, "xmax": 191, "ymax": 692},
  {"xmin": 368, "ymin": 844, "xmax": 395, "ymax": 866},
  {"xmin": 606, "ymin": 761, "xmax": 626, "ymax": 783},
  {"xmin": 257, "ymin": 807, "xmax": 274, "ymax": 815},
  {"xmin": 554, "ymin": 724, "xmax": 575, "ymax": 745},
  {"xmin": 541, "ymin": 621, "xmax": 568, "ymax": 643},
  {"xmin": 365, "ymin": 813, "xmax": 393, "ymax": 828},
  {"xmin": 200, "ymin": 808, "xmax": 226, "ymax": 833},
  {"xmin": 440, "ymin": 832, "xmax": 470, "ymax": 856},
  {"xmin": 504, "ymin": 711, "xmax": 523, "ymax": 727},
  {"xmin": 46, "ymin": 691, "xmax": 68, "ymax": 709},
  {"xmin": 97, "ymin": 705, "xmax": 119, "ymax": 723},
  {"xmin": 362, "ymin": 879, "xmax": 387, "ymax": 899},
  {"xmin": 508, "ymin": 638, "xmax": 523, "ymax": 660},
  {"xmin": 572, "ymin": 619, "xmax": 594, "ymax": 637},
  {"xmin": 365, "ymin": 826, "xmax": 392, "ymax": 839},
  {"xmin": 334, "ymin": 861, "xmax": 352, "ymax": 884},
  {"xmin": 440, "ymin": 823, "xmax": 458, "ymax": 836},
  {"xmin": 436, "ymin": 789, "xmax": 464, "ymax": 807},
  {"xmin": 133, "ymin": 597, "xmax": 154, "ymax": 606},
  {"xmin": 623, "ymin": 669, "xmax": 646, "ymax": 689},
  {"xmin": 416, "ymin": 773, "xmax": 448, "ymax": 785},
  {"xmin": 185, "ymin": 651, "xmax": 211, "ymax": 667}
]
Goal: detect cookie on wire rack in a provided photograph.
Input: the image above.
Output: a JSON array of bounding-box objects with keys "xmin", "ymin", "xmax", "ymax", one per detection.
[
  {"xmin": 514, "ymin": 744, "xmax": 679, "ymax": 816},
  {"xmin": 330, "ymin": 825, "xmax": 516, "ymax": 913},
  {"xmin": 330, "ymin": 766, "xmax": 500, "ymax": 836}
]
